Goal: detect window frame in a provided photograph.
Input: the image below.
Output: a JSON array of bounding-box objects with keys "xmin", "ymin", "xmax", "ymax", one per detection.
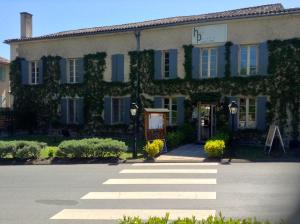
[
  {"xmin": 163, "ymin": 97, "xmax": 177, "ymax": 126},
  {"xmin": 238, "ymin": 97, "xmax": 257, "ymax": 129},
  {"xmin": 199, "ymin": 47, "xmax": 218, "ymax": 78},
  {"xmin": 29, "ymin": 61, "xmax": 39, "ymax": 85},
  {"xmin": 162, "ymin": 50, "xmax": 170, "ymax": 79},
  {"xmin": 111, "ymin": 97, "xmax": 125, "ymax": 124},
  {"xmin": 67, "ymin": 58, "xmax": 79, "ymax": 84},
  {"xmin": 238, "ymin": 45, "xmax": 258, "ymax": 76}
]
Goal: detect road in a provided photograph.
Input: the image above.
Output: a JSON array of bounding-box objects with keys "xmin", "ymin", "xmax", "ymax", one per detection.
[{"xmin": 0, "ymin": 162, "xmax": 299, "ymax": 223}]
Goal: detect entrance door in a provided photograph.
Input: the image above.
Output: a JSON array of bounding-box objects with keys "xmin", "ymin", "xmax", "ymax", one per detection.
[{"xmin": 196, "ymin": 103, "xmax": 216, "ymax": 142}]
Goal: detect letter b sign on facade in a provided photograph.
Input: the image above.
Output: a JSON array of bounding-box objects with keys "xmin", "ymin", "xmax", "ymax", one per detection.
[{"xmin": 192, "ymin": 24, "xmax": 227, "ymax": 45}]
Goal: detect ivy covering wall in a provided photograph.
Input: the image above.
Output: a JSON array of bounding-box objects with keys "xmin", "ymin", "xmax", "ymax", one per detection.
[{"xmin": 9, "ymin": 38, "xmax": 300, "ymax": 140}]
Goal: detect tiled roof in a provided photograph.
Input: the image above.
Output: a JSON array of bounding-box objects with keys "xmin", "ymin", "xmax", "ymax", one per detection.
[
  {"xmin": 4, "ymin": 3, "xmax": 300, "ymax": 43},
  {"xmin": 0, "ymin": 56, "xmax": 9, "ymax": 64}
]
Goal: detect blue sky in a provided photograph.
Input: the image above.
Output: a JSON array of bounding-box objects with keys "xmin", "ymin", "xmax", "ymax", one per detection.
[{"xmin": 0, "ymin": 0, "xmax": 298, "ymax": 59}]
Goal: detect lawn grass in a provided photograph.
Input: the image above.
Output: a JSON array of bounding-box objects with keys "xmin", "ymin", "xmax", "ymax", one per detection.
[{"xmin": 231, "ymin": 144, "xmax": 292, "ymax": 161}]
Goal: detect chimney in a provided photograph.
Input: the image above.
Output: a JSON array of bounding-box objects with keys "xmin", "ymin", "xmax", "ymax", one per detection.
[{"xmin": 20, "ymin": 12, "xmax": 32, "ymax": 38}]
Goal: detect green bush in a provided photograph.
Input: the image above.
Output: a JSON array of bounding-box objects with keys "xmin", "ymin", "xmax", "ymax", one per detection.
[
  {"xmin": 56, "ymin": 138, "xmax": 127, "ymax": 159},
  {"xmin": 167, "ymin": 123, "xmax": 196, "ymax": 149},
  {"xmin": 0, "ymin": 141, "xmax": 46, "ymax": 159},
  {"xmin": 211, "ymin": 132, "xmax": 230, "ymax": 147},
  {"xmin": 178, "ymin": 123, "xmax": 196, "ymax": 143},
  {"xmin": 119, "ymin": 213, "xmax": 269, "ymax": 224},
  {"xmin": 167, "ymin": 131, "xmax": 185, "ymax": 149},
  {"xmin": 144, "ymin": 139, "xmax": 164, "ymax": 158},
  {"xmin": 0, "ymin": 141, "xmax": 15, "ymax": 158},
  {"xmin": 204, "ymin": 140, "xmax": 225, "ymax": 158}
]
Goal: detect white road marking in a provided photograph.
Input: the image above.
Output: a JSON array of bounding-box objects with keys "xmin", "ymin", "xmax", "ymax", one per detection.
[
  {"xmin": 120, "ymin": 169, "xmax": 217, "ymax": 174},
  {"xmin": 81, "ymin": 191, "xmax": 216, "ymax": 199},
  {"xmin": 132, "ymin": 163, "xmax": 219, "ymax": 166},
  {"xmin": 103, "ymin": 178, "xmax": 216, "ymax": 185},
  {"xmin": 50, "ymin": 209, "xmax": 216, "ymax": 220}
]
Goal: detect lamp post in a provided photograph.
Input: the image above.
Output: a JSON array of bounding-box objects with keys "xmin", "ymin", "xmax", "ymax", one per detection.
[
  {"xmin": 228, "ymin": 101, "xmax": 238, "ymax": 161},
  {"xmin": 130, "ymin": 102, "xmax": 138, "ymax": 159}
]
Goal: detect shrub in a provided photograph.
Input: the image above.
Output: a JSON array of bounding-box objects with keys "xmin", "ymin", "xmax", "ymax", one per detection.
[
  {"xmin": 211, "ymin": 132, "xmax": 230, "ymax": 147},
  {"xmin": 166, "ymin": 123, "xmax": 196, "ymax": 149},
  {"xmin": 46, "ymin": 146, "xmax": 58, "ymax": 158},
  {"xmin": 144, "ymin": 139, "xmax": 164, "ymax": 158},
  {"xmin": 119, "ymin": 213, "xmax": 269, "ymax": 224},
  {"xmin": 0, "ymin": 141, "xmax": 46, "ymax": 159},
  {"xmin": 204, "ymin": 140, "xmax": 225, "ymax": 158},
  {"xmin": 14, "ymin": 141, "xmax": 46, "ymax": 159},
  {"xmin": 56, "ymin": 138, "xmax": 127, "ymax": 159},
  {"xmin": 166, "ymin": 131, "xmax": 185, "ymax": 149}
]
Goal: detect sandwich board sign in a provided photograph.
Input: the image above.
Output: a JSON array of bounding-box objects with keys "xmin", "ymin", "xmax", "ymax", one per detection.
[{"xmin": 265, "ymin": 125, "xmax": 286, "ymax": 155}]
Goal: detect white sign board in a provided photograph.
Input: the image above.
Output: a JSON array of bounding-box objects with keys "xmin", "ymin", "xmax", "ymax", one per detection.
[
  {"xmin": 192, "ymin": 24, "xmax": 227, "ymax": 45},
  {"xmin": 149, "ymin": 113, "xmax": 163, "ymax": 130},
  {"xmin": 265, "ymin": 125, "xmax": 286, "ymax": 155}
]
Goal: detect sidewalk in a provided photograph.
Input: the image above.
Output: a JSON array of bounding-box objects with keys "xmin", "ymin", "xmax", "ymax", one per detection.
[{"xmin": 155, "ymin": 144, "xmax": 207, "ymax": 162}]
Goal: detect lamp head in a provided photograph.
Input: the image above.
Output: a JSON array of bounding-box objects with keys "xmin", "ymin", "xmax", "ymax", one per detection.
[
  {"xmin": 130, "ymin": 103, "xmax": 138, "ymax": 116},
  {"xmin": 228, "ymin": 101, "xmax": 238, "ymax": 115}
]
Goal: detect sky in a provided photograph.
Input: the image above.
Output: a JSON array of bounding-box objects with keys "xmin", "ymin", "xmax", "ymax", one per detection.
[{"xmin": 0, "ymin": 0, "xmax": 299, "ymax": 59}]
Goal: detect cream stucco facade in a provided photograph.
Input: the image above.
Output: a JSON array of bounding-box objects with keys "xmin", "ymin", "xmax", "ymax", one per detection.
[
  {"xmin": 10, "ymin": 14, "xmax": 300, "ymax": 81},
  {"xmin": 0, "ymin": 62, "xmax": 11, "ymax": 108}
]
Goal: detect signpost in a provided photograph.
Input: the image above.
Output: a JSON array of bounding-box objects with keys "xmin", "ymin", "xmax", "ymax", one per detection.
[
  {"xmin": 144, "ymin": 108, "xmax": 169, "ymax": 152},
  {"xmin": 265, "ymin": 125, "xmax": 286, "ymax": 155}
]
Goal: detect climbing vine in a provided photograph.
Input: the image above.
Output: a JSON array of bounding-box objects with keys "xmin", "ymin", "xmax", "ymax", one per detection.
[
  {"xmin": 224, "ymin": 41, "xmax": 232, "ymax": 78},
  {"xmin": 9, "ymin": 38, "xmax": 300, "ymax": 140},
  {"xmin": 268, "ymin": 38, "xmax": 300, "ymax": 139}
]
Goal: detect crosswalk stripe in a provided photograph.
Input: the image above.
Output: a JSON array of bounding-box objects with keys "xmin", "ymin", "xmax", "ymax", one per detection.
[
  {"xmin": 81, "ymin": 192, "xmax": 216, "ymax": 199},
  {"xmin": 103, "ymin": 178, "xmax": 216, "ymax": 185},
  {"xmin": 50, "ymin": 209, "xmax": 216, "ymax": 220},
  {"xmin": 120, "ymin": 169, "xmax": 217, "ymax": 174},
  {"xmin": 132, "ymin": 163, "xmax": 219, "ymax": 166}
]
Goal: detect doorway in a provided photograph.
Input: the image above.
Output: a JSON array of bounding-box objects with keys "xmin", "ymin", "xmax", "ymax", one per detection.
[{"xmin": 196, "ymin": 103, "xmax": 216, "ymax": 142}]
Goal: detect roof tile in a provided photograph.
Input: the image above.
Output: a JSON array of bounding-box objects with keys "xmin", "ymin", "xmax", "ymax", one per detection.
[{"xmin": 4, "ymin": 3, "xmax": 300, "ymax": 43}]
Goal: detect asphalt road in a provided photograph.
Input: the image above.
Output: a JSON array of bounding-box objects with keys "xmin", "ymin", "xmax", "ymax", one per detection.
[{"xmin": 0, "ymin": 162, "xmax": 299, "ymax": 224}]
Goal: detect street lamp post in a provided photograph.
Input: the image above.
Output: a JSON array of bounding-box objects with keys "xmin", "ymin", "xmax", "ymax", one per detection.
[
  {"xmin": 130, "ymin": 103, "xmax": 138, "ymax": 159},
  {"xmin": 228, "ymin": 101, "xmax": 238, "ymax": 161}
]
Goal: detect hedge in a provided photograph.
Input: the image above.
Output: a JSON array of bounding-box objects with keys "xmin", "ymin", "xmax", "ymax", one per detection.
[
  {"xmin": 0, "ymin": 141, "xmax": 46, "ymax": 159},
  {"xmin": 120, "ymin": 213, "xmax": 270, "ymax": 224},
  {"xmin": 56, "ymin": 138, "xmax": 127, "ymax": 159}
]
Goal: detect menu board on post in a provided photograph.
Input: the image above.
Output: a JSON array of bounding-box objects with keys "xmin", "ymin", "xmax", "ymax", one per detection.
[
  {"xmin": 149, "ymin": 113, "xmax": 163, "ymax": 130},
  {"xmin": 144, "ymin": 108, "xmax": 169, "ymax": 152}
]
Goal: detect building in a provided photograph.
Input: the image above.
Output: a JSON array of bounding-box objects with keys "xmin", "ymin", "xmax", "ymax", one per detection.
[
  {"xmin": 0, "ymin": 56, "xmax": 10, "ymax": 108},
  {"xmin": 4, "ymin": 4, "xmax": 300, "ymax": 141}
]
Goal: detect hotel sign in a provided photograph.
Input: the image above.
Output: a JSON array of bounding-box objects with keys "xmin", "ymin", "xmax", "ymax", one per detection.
[{"xmin": 192, "ymin": 24, "xmax": 227, "ymax": 45}]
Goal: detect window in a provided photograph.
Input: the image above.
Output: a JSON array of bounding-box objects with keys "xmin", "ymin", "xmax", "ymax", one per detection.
[
  {"xmin": 163, "ymin": 98, "xmax": 177, "ymax": 125},
  {"xmin": 67, "ymin": 98, "xmax": 78, "ymax": 124},
  {"xmin": 68, "ymin": 59, "xmax": 80, "ymax": 83},
  {"xmin": 239, "ymin": 98, "xmax": 256, "ymax": 128},
  {"xmin": 239, "ymin": 45, "xmax": 258, "ymax": 75},
  {"xmin": 30, "ymin": 61, "xmax": 39, "ymax": 84},
  {"xmin": 112, "ymin": 98, "xmax": 124, "ymax": 124},
  {"xmin": 200, "ymin": 48, "xmax": 217, "ymax": 78},
  {"xmin": 163, "ymin": 51, "xmax": 170, "ymax": 79}
]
